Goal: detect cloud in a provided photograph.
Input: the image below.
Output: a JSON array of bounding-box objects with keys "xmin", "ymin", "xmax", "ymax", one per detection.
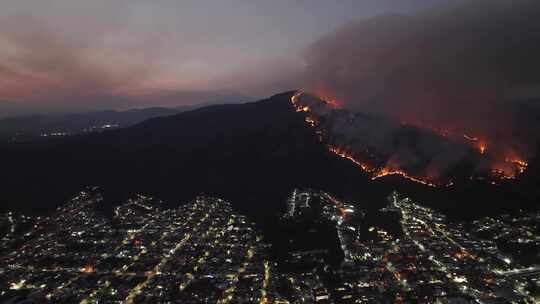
[{"xmin": 0, "ymin": 10, "xmax": 158, "ymax": 104}]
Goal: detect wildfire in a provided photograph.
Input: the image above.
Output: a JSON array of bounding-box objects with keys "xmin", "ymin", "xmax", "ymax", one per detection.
[
  {"xmin": 490, "ymin": 156, "xmax": 529, "ymax": 180},
  {"xmin": 291, "ymin": 92, "xmax": 314, "ymax": 115},
  {"xmin": 491, "ymin": 169, "xmax": 515, "ymax": 180},
  {"xmin": 328, "ymin": 145, "xmax": 439, "ymax": 187},
  {"xmin": 291, "ymin": 91, "xmax": 303, "ymax": 107},
  {"xmin": 492, "ymin": 157, "xmax": 529, "ymax": 180},
  {"xmin": 294, "ymin": 92, "xmax": 443, "ymax": 187},
  {"xmin": 297, "ymin": 106, "xmax": 310, "ymax": 113},
  {"xmin": 408, "ymin": 124, "xmax": 531, "ymax": 180},
  {"xmin": 507, "ymin": 158, "xmax": 528, "ymax": 173},
  {"xmin": 325, "ymin": 99, "xmax": 340, "ymax": 109},
  {"xmin": 328, "ymin": 146, "xmax": 374, "ymax": 172},
  {"xmin": 478, "ymin": 143, "xmax": 487, "ymax": 154},
  {"xmin": 291, "ymin": 91, "xmax": 529, "ymax": 187},
  {"xmin": 372, "ymin": 168, "xmax": 438, "ymax": 188},
  {"xmin": 462, "ymin": 134, "xmax": 487, "ymax": 154}
]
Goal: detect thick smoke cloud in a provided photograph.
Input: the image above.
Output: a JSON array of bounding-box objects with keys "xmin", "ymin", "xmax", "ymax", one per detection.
[{"xmin": 303, "ymin": 0, "xmax": 540, "ymax": 158}]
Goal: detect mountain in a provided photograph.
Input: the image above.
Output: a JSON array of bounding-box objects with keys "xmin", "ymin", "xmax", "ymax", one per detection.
[
  {"xmin": 0, "ymin": 91, "xmax": 255, "ymax": 142},
  {"xmin": 0, "ymin": 92, "xmax": 538, "ymax": 224},
  {"xmin": 0, "ymin": 106, "xmax": 196, "ymax": 142}
]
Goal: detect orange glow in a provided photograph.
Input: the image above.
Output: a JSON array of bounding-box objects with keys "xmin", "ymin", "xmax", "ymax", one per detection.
[
  {"xmin": 490, "ymin": 156, "xmax": 528, "ymax": 180},
  {"xmin": 328, "ymin": 146, "xmax": 374, "ymax": 172},
  {"xmin": 463, "ymin": 134, "xmax": 487, "ymax": 154},
  {"xmin": 297, "ymin": 106, "xmax": 310, "ymax": 113},
  {"xmin": 403, "ymin": 122, "xmax": 530, "ymax": 180},
  {"xmin": 507, "ymin": 157, "xmax": 528, "ymax": 173},
  {"xmin": 291, "ymin": 91, "xmax": 303, "ymax": 107},
  {"xmin": 372, "ymin": 168, "xmax": 438, "ymax": 188},
  {"xmin": 293, "ymin": 92, "xmax": 439, "ymax": 187},
  {"xmin": 325, "ymin": 99, "xmax": 340, "ymax": 109},
  {"xmin": 291, "ymin": 91, "xmax": 530, "ymax": 186},
  {"xmin": 506, "ymin": 157, "xmax": 527, "ymax": 177},
  {"xmin": 491, "ymin": 168, "xmax": 513, "ymax": 179},
  {"xmin": 329, "ymin": 145, "xmax": 439, "ymax": 187},
  {"xmin": 81, "ymin": 265, "xmax": 95, "ymax": 273},
  {"xmin": 308, "ymin": 88, "xmax": 342, "ymax": 109},
  {"xmin": 478, "ymin": 143, "xmax": 487, "ymax": 154}
]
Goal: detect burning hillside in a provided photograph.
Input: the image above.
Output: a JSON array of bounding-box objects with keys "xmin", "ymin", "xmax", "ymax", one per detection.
[
  {"xmin": 291, "ymin": 92, "xmax": 529, "ymax": 187},
  {"xmin": 293, "ymin": 0, "xmax": 540, "ymax": 187}
]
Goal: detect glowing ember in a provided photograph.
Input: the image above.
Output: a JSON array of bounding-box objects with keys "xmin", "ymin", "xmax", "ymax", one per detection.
[
  {"xmin": 372, "ymin": 168, "xmax": 438, "ymax": 188},
  {"xmin": 328, "ymin": 145, "xmax": 439, "ymax": 187},
  {"xmin": 325, "ymin": 99, "xmax": 340, "ymax": 109},
  {"xmin": 507, "ymin": 158, "xmax": 528, "ymax": 173},
  {"xmin": 290, "ymin": 91, "xmax": 529, "ymax": 187},
  {"xmin": 507, "ymin": 157, "xmax": 527, "ymax": 176},
  {"xmin": 297, "ymin": 106, "xmax": 310, "ymax": 113},
  {"xmin": 328, "ymin": 146, "xmax": 374, "ymax": 172},
  {"xmin": 402, "ymin": 124, "xmax": 531, "ymax": 180},
  {"xmin": 293, "ymin": 92, "xmax": 442, "ymax": 187},
  {"xmin": 463, "ymin": 134, "xmax": 487, "ymax": 154},
  {"xmin": 291, "ymin": 91, "xmax": 303, "ymax": 106},
  {"xmin": 490, "ymin": 157, "xmax": 529, "ymax": 180},
  {"xmin": 478, "ymin": 143, "xmax": 487, "ymax": 154}
]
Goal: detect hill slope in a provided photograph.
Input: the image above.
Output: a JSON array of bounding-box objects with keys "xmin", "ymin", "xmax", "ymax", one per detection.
[
  {"xmin": 0, "ymin": 92, "xmax": 537, "ymax": 222},
  {"xmin": 0, "ymin": 106, "xmax": 198, "ymax": 142}
]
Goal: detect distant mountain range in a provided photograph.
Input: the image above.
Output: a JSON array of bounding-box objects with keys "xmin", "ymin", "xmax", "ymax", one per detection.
[
  {"xmin": 0, "ymin": 105, "xmax": 195, "ymax": 142},
  {"xmin": 0, "ymin": 92, "xmax": 538, "ymax": 223},
  {"xmin": 0, "ymin": 92, "xmax": 255, "ymax": 142}
]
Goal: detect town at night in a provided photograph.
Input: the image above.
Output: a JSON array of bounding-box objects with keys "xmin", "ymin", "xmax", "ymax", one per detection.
[{"xmin": 1, "ymin": 0, "xmax": 540, "ymax": 303}]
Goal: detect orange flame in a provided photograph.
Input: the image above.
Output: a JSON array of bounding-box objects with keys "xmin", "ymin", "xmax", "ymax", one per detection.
[
  {"xmin": 407, "ymin": 124, "xmax": 530, "ymax": 180},
  {"xmin": 291, "ymin": 91, "xmax": 529, "ymax": 186},
  {"xmin": 478, "ymin": 143, "xmax": 487, "ymax": 154},
  {"xmin": 297, "ymin": 106, "xmax": 310, "ymax": 113},
  {"xmin": 325, "ymin": 99, "xmax": 340, "ymax": 109},
  {"xmin": 372, "ymin": 168, "xmax": 438, "ymax": 188},
  {"xmin": 328, "ymin": 146, "xmax": 374, "ymax": 172},
  {"xmin": 490, "ymin": 156, "xmax": 528, "ymax": 180}
]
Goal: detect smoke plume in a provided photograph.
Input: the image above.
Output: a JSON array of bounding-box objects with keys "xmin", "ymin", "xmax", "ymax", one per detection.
[{"xmin": 302, "ymin": 0, "xmax": 540, "ymax": 159}]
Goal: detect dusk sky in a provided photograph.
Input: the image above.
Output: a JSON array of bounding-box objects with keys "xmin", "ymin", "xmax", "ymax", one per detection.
[{"xmin": 0, "ymin": 0, "xmax": 465, "ymax": 116}]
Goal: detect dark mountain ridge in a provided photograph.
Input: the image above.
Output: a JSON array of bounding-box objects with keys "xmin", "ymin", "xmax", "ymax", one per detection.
[
  {"xmin": 0, "ymin": 105, "xmax": 200, "ymax": 142},
  {"xmin": 0, "ymin": 92, "xmax": 538, "ymax": 225}
]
